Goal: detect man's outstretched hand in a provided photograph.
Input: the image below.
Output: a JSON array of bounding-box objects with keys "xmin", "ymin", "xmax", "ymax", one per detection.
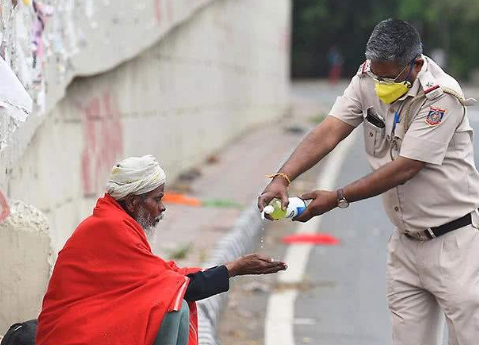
[{"xmin": 225, "ymin": 254, "xmax": 287, "ymax": 277}]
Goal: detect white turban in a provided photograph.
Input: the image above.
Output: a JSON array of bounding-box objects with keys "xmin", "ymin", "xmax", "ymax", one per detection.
[{"xmin": 106, "ymin": 155, "xmax": 166, "ymax": 200}]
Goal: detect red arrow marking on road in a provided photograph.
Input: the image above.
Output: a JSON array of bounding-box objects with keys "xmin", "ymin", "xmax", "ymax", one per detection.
[{"xmin": 282, "ymin": 233, "xmax": 340, "ymax": 245}]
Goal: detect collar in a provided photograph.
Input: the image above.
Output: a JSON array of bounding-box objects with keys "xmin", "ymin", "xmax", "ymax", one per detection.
[
  {"xmin": 401, "ymin": 56, "xmax": 427, "ymax": 100},
  {"xmin": 397, "ymin": 55, "xmax": 443, "ymax": 102}
]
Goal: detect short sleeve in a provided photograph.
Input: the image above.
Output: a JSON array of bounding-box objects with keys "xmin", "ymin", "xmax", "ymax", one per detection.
[
  {"xmin": 329, "ymin": 75, "xmax": 364, "ymax": 127},
  {"xmin": 400, "ymin": 95, "xmax": 464, "ymax": 165}
]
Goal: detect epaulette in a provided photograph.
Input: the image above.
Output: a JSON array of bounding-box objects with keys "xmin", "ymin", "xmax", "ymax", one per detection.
[
  {"xmin": 418, "ymin": 70, "xmax": 443, "ymax": 100},
  {"xmin": 356, "ymin": 60, "xmax": 370, "ymax": 77},
  {"xmin": 418, "ymin": 70, "xmax": 477, "ymax": 106}
]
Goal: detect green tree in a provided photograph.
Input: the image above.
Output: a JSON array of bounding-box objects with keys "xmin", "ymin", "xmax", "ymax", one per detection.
[{"xmin": 292, "ymin": 0, "xmax": 479, "ymax": 79}]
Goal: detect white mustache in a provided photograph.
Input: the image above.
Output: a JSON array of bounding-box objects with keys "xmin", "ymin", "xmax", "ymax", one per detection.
[{"xmin": 155, "ymin": 213, "xmax": 164, "ymax": 223}]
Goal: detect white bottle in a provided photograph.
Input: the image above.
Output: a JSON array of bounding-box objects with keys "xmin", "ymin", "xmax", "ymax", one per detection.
[{"xmin": 263, "ymin": 197, "xmax": 308, "ymax": 220}]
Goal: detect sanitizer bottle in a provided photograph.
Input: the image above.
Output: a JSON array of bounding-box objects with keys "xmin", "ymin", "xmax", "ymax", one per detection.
[{"xmin": 263, "ymin": 197, "xmax": 308, "ymax": 220}]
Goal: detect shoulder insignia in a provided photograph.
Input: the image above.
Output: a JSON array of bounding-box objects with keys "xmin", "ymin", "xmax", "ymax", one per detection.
[{"xmin": 426, "ymin": 107, "xmax": 446, "ymax": 126}]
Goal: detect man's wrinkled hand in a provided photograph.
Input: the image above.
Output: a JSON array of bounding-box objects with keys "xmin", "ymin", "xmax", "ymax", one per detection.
[
  {"xmin": 257, "ymin": 178, "xmax": 290, "ymax": 214},
  {"xmin": 226, "ymin": 254, "xmax": 287, "ymax": 277},
  {"xmin": 293, "ymin": 190, "xmax": 337, "ymax": 223}
]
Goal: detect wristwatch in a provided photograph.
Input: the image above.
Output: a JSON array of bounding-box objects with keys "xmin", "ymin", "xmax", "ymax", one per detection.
[{"xmin": 336, "ymin": 188, "xmax": 349, "ymax": 209}]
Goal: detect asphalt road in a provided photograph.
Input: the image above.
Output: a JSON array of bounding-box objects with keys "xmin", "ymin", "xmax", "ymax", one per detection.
[
  {"xmin": 289, "ymin": 82, "xmax": 479, "ymax": 345},
  {"xmin": 219, "ymin": 81, "xmax": 479, "ymax": 345}
]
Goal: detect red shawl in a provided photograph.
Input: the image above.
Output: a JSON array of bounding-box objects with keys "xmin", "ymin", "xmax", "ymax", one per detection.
[{"xmin": 36, "ymin": 194, "xmax": 200, "ymax": 345}]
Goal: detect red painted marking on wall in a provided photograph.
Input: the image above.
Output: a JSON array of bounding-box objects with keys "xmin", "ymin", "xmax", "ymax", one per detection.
[
  {"xmin": 80, "ymin": 91, "xmax": 124, "ymax": 196},
  {"xmin": 167, "ymin": 0, "xmax": 173, "ymax": 23},
  {"xmin": 154, "ymin": 0, "xmax": 161, "ymax": 23},
  {"xmin": 0, "ymin": 190, "xmax": 10, "ymax": 223}
]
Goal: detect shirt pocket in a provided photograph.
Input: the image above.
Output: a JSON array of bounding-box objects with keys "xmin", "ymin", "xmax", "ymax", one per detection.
[{"xmin": 363, "ymin": 118, "xmax": 388, "ymax": 157}]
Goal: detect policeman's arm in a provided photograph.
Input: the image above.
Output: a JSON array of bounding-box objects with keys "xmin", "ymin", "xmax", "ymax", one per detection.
[
  {"xmin": 259, "ymin": 75, "xmax": 362, "ymax": 211},
  {"xmin": 277, "ymin": 116, "xmax": 354, "ymax": 183},
  {"xmin": 277, "ymin": 72, "xmax": 365, "ymax": 182},
  {"xmin": 343, "ymin": 156, "xmax": 425, "ymax": 202},
  {"xmin": 294, "ymin": 157, "xmax": 425, "ymax": 222},
  {"xmin": 258, "ymin": 116, "xmax": 354, "ymax": 211}
]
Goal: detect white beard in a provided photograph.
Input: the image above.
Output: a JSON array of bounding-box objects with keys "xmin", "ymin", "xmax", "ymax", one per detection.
[{"xmin": 135, "ymin": 207, "xmax": 163, "ymax": 245}]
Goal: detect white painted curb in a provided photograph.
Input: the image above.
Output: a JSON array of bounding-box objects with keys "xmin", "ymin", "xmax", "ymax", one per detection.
[{"xmin": 198, "ymin": 203, "xmax": 263, "ymax": 345}]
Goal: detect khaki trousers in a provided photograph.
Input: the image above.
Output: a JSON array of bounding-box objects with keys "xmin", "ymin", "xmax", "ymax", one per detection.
[{"xmin": 387, "ymin": 225, "xmax": 479, "ymax": 345}]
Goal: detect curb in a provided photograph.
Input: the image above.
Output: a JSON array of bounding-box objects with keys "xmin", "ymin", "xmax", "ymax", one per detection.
[
  {"xmin": 197, "ymin": 203, "xmax": 263, "ymax": 345},
  {"xmin": 196, "ymin": 120, "xmax": 312, "ymax": 344}
]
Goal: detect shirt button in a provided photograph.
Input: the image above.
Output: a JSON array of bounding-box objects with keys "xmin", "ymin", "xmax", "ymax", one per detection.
[
  {"xmin": 394, "ymin": 206, "xmax": 399, "ymax": 211},
  {"xmin": 386, "ymin": 135, "xmax": 390, "ymax": 141},
  {"xmin": 389, "ymin": 108, "xmax": 395, "ymax": 113},
  {"xmin": 369, "ymin": 132, "xmax": 374, "ymax": 137}
]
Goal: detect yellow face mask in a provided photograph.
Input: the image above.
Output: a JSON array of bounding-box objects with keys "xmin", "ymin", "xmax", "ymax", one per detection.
[
  {"xmin": 374, "ymin": 82, "xmax": 410, "ymax": 104},
  {"xmin": 371, "ymin": 59, "xmax": 416, "ymax": 104}
]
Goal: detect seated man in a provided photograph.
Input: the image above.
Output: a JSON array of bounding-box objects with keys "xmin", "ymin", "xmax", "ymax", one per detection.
[{"xmin": 36, "ymin": 155, "xmax": 286, "ymax": 345}]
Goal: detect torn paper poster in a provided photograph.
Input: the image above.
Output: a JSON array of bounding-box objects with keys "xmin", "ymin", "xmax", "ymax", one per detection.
[
  {"xmin": 0, "ymin": 55, "xmax": 33, "ymax": 122},
  {"xmin": 31, "ymin": 1, "xmax": 53, "ymax": 83}
]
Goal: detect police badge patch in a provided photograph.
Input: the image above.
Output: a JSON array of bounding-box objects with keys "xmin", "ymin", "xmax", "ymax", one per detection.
[{"xmin": 426, "ymin": 107, "xmax": 446, "ymax": 126}]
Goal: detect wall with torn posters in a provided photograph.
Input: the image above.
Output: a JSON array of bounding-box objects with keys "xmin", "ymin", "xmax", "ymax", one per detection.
[{"xmin": 0, "ymin": 0, "xmax": 291, "ymax": 334}]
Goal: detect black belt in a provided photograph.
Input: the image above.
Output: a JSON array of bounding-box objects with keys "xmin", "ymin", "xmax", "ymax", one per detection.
[{"xmin": 405, "ymin": 212, "xmax": 473, "ymax": 240}]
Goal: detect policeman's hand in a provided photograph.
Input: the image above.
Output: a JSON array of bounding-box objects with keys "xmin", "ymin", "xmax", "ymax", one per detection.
[
  {"xmin": 258, "ymin": 178, "xmax": 290, "ymax": 214},
  {"xmin": 225, "ymin": 254, "xmax": 287, "ymax": 277},
  {"xmin": 293, "ymin": 190, "xmax": 337, "ymax": 223}
]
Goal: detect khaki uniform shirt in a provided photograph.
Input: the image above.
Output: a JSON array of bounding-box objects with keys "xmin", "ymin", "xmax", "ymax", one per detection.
[{"xmin": 329, "ymin": 56, "xmax": 479, "ymax": 234}]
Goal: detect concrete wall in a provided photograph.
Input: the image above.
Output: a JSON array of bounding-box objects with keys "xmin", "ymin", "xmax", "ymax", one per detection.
[
  {"xmin": 0, "ymin": 201, "xmax": 50, "ymax": 333},
  {"xmin": 0, "ymin": 0, "xmax": 290, "ymax": 334}
]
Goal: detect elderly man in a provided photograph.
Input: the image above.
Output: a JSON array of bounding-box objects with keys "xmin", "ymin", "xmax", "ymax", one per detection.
[
  {"xmin": 37, "ymin": 155, "xmax": 286, "ymax": 345},
  {"xmin": 259, "ymin": 19, "xmax": 479, "ymax": 345}
]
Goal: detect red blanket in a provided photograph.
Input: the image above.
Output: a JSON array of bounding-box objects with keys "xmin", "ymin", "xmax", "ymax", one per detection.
[{"xmin": 36, "ymin": 194, "xmax": 200, "ymax": 345}]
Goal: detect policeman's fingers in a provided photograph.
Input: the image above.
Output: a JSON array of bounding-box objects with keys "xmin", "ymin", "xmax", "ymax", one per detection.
[
  {"xmin": 258, "ymin": 188, "xmax": 289, "ymax": 211},
  {"xmin": 300, "ymin": 191, "xmax": 318, "ymax": 201},
  {"xmin": 257, "ymin": 192, "xmax": 272, "ymax": 210},
  {"xmin": 280, "ymin": 189, "xmax": 290, "ymax": 210},
  {"xmin": 293, "ymin": 207, "xmax": 314, "ymax": 223},
  {"xmin": 264, "ymin": 213, "xmax": 274, "ymax": 221}
]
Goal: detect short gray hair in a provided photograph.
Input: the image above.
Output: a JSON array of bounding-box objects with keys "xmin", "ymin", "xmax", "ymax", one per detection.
[{"xmin": 365, "ymin": 19, "xmax": 423, "ymax": 66}]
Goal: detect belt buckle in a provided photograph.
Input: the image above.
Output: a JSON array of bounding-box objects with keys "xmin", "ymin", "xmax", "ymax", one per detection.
[
  {"xmin": 404, "ymin": 229, "xmax": 416, "ymax": 240},
  {"xmin": 404, "ymin": 229, "xmax": 429, "ymax": 241}
]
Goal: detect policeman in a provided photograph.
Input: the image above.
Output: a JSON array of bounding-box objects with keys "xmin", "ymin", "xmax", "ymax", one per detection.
[{"xmin": 258, "ymin": 19, "xmax": 479, "ymax": 345}]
